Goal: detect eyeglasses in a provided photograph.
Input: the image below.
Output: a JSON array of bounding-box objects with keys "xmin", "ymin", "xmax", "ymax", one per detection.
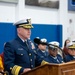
[
  {"xmin": 52, "ymin": 48, "xmax": 58, "ymax": 51},
  {"xmin": 49, "ymin": 48, "xmax": 58, "ymax": 51}
]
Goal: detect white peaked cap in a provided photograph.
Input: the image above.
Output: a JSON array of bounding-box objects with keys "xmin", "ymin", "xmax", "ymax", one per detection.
[
  {"xmin": 13, "ymin": 19, "xmax": 28, "ymax": 25},
  {"xmin": 66, "ymin": 42, "xmax": 73, "ymax": 48},
  {"xmin": 13, "ymin": 18, "xmax": 33, "ymax": 29},
  {"xmin": 40, "ymin": 38, "xmax": 47, "ymax": 43},
  {"xmin": 49, "ymin": 41, "xmax": 59, "ymax": 47},
  {"xmin": 36, "ymin": 37, "xmax": 40, "ymax": 39}
]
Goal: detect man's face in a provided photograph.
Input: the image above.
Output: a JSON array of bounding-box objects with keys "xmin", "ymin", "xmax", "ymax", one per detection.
[
  {"xmin": 68, "ymin": 48, "xmax": 75, "ymax": 56},
  {"xmin": 38, "ymin": 44, "xmax": 47, "ymax": 51},
  {"xmin": 48, "ymin": 48, "xmax": 58, "ymax": 57},
  {"xmin": 17, "ymin": 27, "xmax": 31, "ymax": 40}
]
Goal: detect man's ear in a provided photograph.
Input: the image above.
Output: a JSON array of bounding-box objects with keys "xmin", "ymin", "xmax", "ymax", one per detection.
[{"xmin": 17, "ymin": 28, "xmax": 21, "ymax": 33}]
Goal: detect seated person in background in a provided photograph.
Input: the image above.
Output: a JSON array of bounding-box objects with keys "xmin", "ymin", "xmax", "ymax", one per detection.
[
  {"xmin": 44, "ymin": 41, "xmax": 64, "ymax": 64},
  {"xmin": 34, "ymin": 37, "xmax": 48, "ymax": 59},
  {"xmin": 64, "ymin": 42, "xmax": 75, "ymax": 62},
  {"xmin": 63, "ymin": 39, "xmax": 70, "ymax": 55}
]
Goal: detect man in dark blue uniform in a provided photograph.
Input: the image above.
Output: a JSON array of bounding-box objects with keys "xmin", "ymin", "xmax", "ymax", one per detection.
[
  {"xmin": 4, "ymin": 18, "xmax": 47, "ymax": 75},
  {"xmin": 64, "ymin": 42, "xmax": 75, "ymax": 62},
  {"xmin": 44, "ymin": 41, "xmax": 64, "ymax": 64},
  {"xmin": 34, "ymin": 37, "xmax": 48, "ymax": 59}
]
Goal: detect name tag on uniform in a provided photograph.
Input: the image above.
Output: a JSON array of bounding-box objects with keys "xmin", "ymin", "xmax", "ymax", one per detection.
[{"xmin": 18, "ymin": 48, "xmax": 24, "ymax": 50}]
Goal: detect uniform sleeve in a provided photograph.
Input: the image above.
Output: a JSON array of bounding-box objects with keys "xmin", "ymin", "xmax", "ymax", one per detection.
[
  {"xmin": 35, "ymin": 53, "xmax": 49, "ymax": 67},
  {"xmin": 4, "ymin": 42, "xmax": 24, "ymax": 75},
  {"xmin": 41, "ymin": 60, "xmax": 49, "ymax": 65}
]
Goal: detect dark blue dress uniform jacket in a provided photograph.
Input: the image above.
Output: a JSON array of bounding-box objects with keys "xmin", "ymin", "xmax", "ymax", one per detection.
[
  {"xmin": 64, "ymin": 54, "xmax": 75, "ymax": 62},
  {"xmin": 4, "ymin": 36, "xmax": 43, "ymax": 75},
  {"xmin": 44, "ymin": 54, "xmax": 63, "ymax": 64},
  {"xmin": 37, "ymin": 49, "xmax": 48, "ymax": 59}
]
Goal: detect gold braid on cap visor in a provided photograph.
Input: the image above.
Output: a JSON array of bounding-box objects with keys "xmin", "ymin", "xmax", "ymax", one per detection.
[
  {"xmin": 19, "ymin": 24, "xmax": 34, "ymax": 28},
  {"xmin": 68, "ymin": 44, "xmax": 75, "ymax": 48}
]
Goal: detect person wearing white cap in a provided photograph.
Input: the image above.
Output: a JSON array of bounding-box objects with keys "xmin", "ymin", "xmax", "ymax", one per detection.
[
  {"xmin": 4, "ymin": 18, "xmax": 48, "ymax": 75},
  {"xmin": 44, "ymin": 41, "xmax": 64, "ymax": 64},
  {"xmin": 64, "ymin": 42, "xmax": 75, "ymax": 62},
  {"xmin": 34, "ymin": 37, "xmax": 48, "ymax": 60}
]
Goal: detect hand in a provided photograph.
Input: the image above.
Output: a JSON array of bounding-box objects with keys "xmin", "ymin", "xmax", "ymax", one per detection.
[
  {"xmin": 0, "ymin": 73, "xmax": 3, "ymax": 75},
  {"xmin": 23, "ymin": 68, "xmax": 31, "ymax": 73},
  {"xmin": 0, "ymin": 71, "xmax": 4, "ymax": 75},
  {"xmin": 0, "ymin": 70, "xmax": 4, "ymax": 75}
]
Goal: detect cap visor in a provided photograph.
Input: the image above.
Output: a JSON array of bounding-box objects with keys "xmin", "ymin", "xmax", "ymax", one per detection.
[{"xmin": 19, "ymin": 25, "xmax": 34, "ymax": 28}]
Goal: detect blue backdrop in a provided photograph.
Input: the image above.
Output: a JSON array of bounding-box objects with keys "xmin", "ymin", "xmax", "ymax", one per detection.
[{"xmin": 0, "ymin": 23, "xmax": 62, "ymax": 53}]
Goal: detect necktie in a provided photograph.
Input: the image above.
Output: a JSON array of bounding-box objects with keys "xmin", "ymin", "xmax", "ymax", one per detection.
[
  {"xmin": 25, "ymin": 41, "xmax": 28, "ymax": 46},
  {"xmin": 24, "ymin": 41, "xmax": 29, "ymax": 49}
]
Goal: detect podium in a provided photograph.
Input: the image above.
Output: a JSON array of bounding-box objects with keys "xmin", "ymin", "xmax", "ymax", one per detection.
[{"xmin": 21, "ymin": 61, "xmax": 75, "ymax": 75}]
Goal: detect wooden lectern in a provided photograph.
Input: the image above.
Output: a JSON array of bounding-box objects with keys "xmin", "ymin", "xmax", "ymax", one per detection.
[{"xmin": 21, "ymin": 61, "xmax": 75, "ymax": 75}]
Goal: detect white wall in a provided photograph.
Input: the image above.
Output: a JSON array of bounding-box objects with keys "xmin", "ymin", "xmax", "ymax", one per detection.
[
  {"xmin": 58, "ymin": 0, "xmax": 68, "ymax": 46},
  {"xmin": 15, "ymin": 0, "xmax": 59, "ymax": 24},
  {"xmin": 67, "ymin": 11, "xmax": 75, "ymax": 41},
  {"xmin": 0, "ymin": 2, "xmax": 15, "ymax": 23},
  {"xmin": 24, "ymin": 6, "xmax": 59, "ymax": 24},
  {"xmin": 0, "ymin": 0, "xmax": 75, "ymax": 47}
]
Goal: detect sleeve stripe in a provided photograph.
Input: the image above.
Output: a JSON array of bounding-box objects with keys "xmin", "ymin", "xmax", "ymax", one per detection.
[
  {"xmin": 11, "ymin": 65, "xmax": 22, "ymax": 75},
  {"xmin": 15, "ymin": 66, "xmax": 22, "ymax": 75},
  {"xmin": 11, "ymin": 65, "xmax": 17, "ymax": 74},
  {"xmin": 41, "ymin": 60, "xmax": 49, "ymax": 65}
]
